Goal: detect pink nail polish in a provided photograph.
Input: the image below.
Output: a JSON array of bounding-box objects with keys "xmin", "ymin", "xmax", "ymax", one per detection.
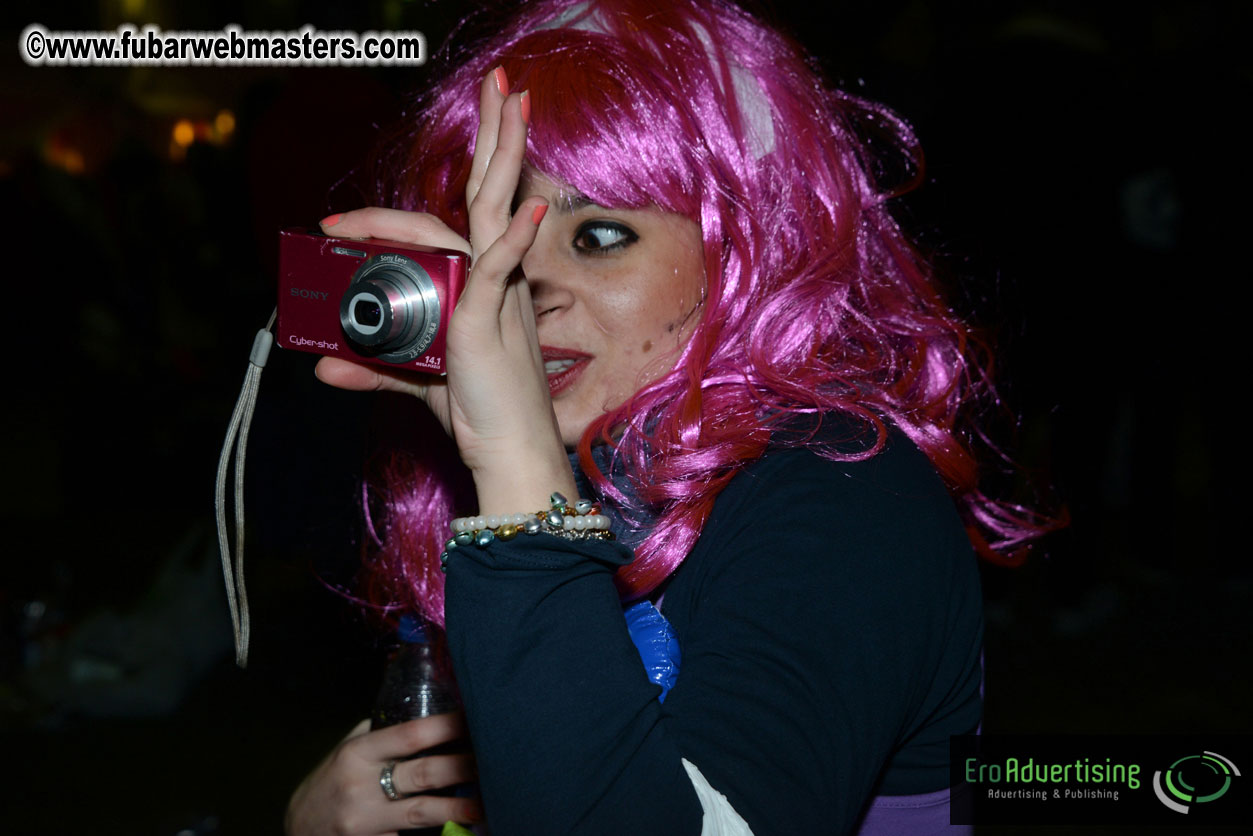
[
  {"xmin": 520, "ymin": 90, "xmax": 531, "ymax": 124},
  {"xmin": 321, "ymin": 213, "xmax": 343, "ymax": 227},
  {"xmin": 494, "ymin": 66, "xmax": 509, "ymax": 96},
  {"xmin": 531, "ymin": 203, "xmax": 548, "ymax": 225}
]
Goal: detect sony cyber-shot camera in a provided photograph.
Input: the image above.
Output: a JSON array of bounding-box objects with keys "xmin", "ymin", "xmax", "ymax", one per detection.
[{"xmin": 277, "ymin": 229, "xmax": 468, "ymax": 374}]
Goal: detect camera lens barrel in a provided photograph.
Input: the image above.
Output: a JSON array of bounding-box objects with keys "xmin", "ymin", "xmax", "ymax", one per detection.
[{"xmin": 339, "ymin": 253, "xmax": 441, "ymax": 363}]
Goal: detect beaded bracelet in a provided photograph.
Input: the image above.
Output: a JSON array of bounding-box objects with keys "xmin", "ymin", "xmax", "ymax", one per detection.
[{"xmin": 441, "ymin": 492, "xmax": 614, "ymax": 572}]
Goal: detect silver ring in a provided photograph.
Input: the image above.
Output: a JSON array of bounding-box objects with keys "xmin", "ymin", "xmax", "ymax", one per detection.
[{"xmin": 379, "ymin": 760, "xmax": 401, "ymax": 801}]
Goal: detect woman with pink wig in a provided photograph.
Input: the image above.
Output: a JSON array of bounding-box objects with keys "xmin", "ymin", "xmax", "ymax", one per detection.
[{"xmin": 287, "ymin": 0, "xmax": 1051, "ymax": 833}]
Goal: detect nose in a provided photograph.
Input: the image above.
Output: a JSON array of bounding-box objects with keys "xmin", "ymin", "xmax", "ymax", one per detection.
[{"xmin": 522, "ymin": 228, "xmax": 575, "ymax": 320}]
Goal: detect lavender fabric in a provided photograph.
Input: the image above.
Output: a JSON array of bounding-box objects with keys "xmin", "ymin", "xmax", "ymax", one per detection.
[{"xmin": 853, "ymin": 785, "xmax": 971, "ymax": 835}]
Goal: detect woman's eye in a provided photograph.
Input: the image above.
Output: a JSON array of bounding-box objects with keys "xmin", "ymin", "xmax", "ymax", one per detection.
[{"xmin": 573, "ymin": 222, "xmax": 638, "ymax": 253}]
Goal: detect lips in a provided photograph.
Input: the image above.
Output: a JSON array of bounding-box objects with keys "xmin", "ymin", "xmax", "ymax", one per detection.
[{"xmin": 541, "ymin": 346, "xmax": 591, "ymax": 397}]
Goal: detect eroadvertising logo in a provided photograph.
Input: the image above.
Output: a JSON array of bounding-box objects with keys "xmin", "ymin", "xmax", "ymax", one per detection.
[
  {"xmin": 1153, "ymin": 751, "xmax": 1240, "ymax": 814},
  {"xmin": 950, "ymin": 735, "xmax": 1250, "ymax": 826}
]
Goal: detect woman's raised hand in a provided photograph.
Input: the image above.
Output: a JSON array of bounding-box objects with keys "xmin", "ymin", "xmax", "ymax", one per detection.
[
  {"xmin": 311, "ymin": 207, "xmax": 471, "ymax": 439},
  {"xmin": 285, "ymin": 715, "xmax": 480, "ymax": 836},
  {"xmin": 315, "ymin": 67, "xmax": 576, "ymax": 513}
]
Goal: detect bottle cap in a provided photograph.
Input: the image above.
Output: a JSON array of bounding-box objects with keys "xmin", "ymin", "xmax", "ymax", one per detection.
[{"xmin": 396, "ymin": 613, "xmax": 427, "ymax": 644}]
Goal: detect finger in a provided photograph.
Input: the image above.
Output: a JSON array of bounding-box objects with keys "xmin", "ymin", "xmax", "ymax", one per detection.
[
  {"xmin": 467, "ymin": 66, "xmax": 509, "ymax": 208},
  {"xmin": 320, "ymin": 207, "xmax": 471, "ymax": 254},
  {"xmin": 392, "ymin": 752, "xmax": 477, "ymax": 795},
  {"xmin": 458, "ymin": 198, "xmax": 548, "ymax": 312},
  {"xmin": 395, "ymin": 795, "xmax": 484, "ymax": 831},
  {"xmin": 355, "ymin": 711, "xmax": 468, "ymax": 762},
  {"xmin": 513, "ymin": 276, "xmax": 545, "ymax": 369},
  {"xmin": 467, "ymin": 91, "xmax": 529, "ymax": 258},
  {"xmin": 314, "ymin": 356, "xmax": 432, "ymax": 401}
]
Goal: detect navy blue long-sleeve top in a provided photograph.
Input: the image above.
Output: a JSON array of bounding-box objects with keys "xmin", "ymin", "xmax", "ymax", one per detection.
[{"xmin": 443, "ymin": 432, "xmax": 983, "ymax": 835}]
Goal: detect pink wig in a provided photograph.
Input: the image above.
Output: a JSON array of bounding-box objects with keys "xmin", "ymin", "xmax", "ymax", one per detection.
[{"xmin": 362, "ymin": 0, "xmax": 1058, "ymax": 626}]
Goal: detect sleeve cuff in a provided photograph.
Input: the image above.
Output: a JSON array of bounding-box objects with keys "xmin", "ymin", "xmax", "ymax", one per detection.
[{"xmin": 450, "ymin": 531, "xmax": 635, "ymax": 572}]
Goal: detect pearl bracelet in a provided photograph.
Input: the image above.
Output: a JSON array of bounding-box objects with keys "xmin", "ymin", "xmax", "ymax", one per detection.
[{"xmin": 442, "ymin": 492, "xmax": 614, "ymax": 571}]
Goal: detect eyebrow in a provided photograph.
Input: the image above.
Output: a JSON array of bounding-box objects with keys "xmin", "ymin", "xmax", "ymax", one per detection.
[
  {"xmin": 553, "ymin": 190, "xmax": 595, "ymax": 214},
  {"xmin": 512, "ymin": 178, "xmax": 599, "ymax": 215}
]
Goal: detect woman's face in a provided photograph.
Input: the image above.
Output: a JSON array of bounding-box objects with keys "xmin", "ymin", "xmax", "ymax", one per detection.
[{"xmin": 516, "ymin": 170, "xmax": 706, "ymax": 447}]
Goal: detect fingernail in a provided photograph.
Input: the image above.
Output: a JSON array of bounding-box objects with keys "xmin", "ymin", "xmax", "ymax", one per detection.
[
  {"xmin": 520, "ymin": 90, "xmax": 531, "ymax": 124},
  {"xmin": 493, "ymin": 66, "xmax": 508, "ymax": 96},
  {"xmin": 321, "ymin": 213, "xmax": 343, "ymax": 228},
  {"xmin": 531, "ymin": 203, "xmax": 548, "ymax": 225}
]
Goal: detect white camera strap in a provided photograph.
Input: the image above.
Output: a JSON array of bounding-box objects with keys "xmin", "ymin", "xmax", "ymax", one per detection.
[{"xmin": 214, "ymin": 308, "xmax": 276, "ymax": 667}]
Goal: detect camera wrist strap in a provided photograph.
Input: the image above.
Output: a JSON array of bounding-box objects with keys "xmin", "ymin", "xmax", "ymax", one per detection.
[{"xmin": 214, "ymin": 308, "xmax": 276, "ymax": 667}]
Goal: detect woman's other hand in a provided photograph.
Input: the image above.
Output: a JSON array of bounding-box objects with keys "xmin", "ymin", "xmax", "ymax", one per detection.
[{"xmin": 285, "ymin": 715, "xmax": 480, "ymax": 836}]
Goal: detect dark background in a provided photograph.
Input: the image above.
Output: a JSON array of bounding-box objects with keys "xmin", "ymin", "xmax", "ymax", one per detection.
[{"xmin": 2, "ymin": 1, "xmax": 1249, "ymax": 833}]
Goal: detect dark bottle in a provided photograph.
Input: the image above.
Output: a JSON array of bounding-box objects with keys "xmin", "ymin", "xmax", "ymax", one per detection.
[
  {"xmin": 372, "ymin": 615, "xmax": 465, "ymax": 835},
  {"xmin": 372, "ymin": 615, "xmax": 460, "ymax": 728}
]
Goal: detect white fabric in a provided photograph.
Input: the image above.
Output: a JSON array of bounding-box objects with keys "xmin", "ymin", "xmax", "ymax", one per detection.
[
  {"xmin": 682, "ymin": 758, "xmax": 756, "ymax": 836},
  {"xmin": 688, "ymin": 22, "xmax": 776, "ymax": 159},
  {"xmin": 535, "ymin": 1, "xmax": 776, "ymax": 159}
]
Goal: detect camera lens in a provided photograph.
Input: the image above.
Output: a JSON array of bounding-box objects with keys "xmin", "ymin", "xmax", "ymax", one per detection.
[
  {"xmin": 353, "ymin": 299, "xmax": 382, "ymax": 329},
  {"xmin": 339, "ymin": 253, "xmax": 441, "ymax": 363},
  {"xmin": 343, "ymin": 289, "xmax": 389, "ymax": 339}
]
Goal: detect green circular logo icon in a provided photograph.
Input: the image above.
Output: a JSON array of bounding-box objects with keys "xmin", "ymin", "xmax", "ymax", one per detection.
[{"xmin": 1153, "ymin": 751, "xmax": 1240, "ymax": 814}]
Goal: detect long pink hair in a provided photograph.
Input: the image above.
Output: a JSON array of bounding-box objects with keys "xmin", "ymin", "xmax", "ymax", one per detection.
[{"xmin": 361, "ymin": 0, "xmax": 1059, "ymax": 626}]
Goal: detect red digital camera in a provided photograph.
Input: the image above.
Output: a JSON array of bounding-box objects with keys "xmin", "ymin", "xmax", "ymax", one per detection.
[{"xmin": 277, "ymin": 229, "xmax": 468, "ymax": 374}]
